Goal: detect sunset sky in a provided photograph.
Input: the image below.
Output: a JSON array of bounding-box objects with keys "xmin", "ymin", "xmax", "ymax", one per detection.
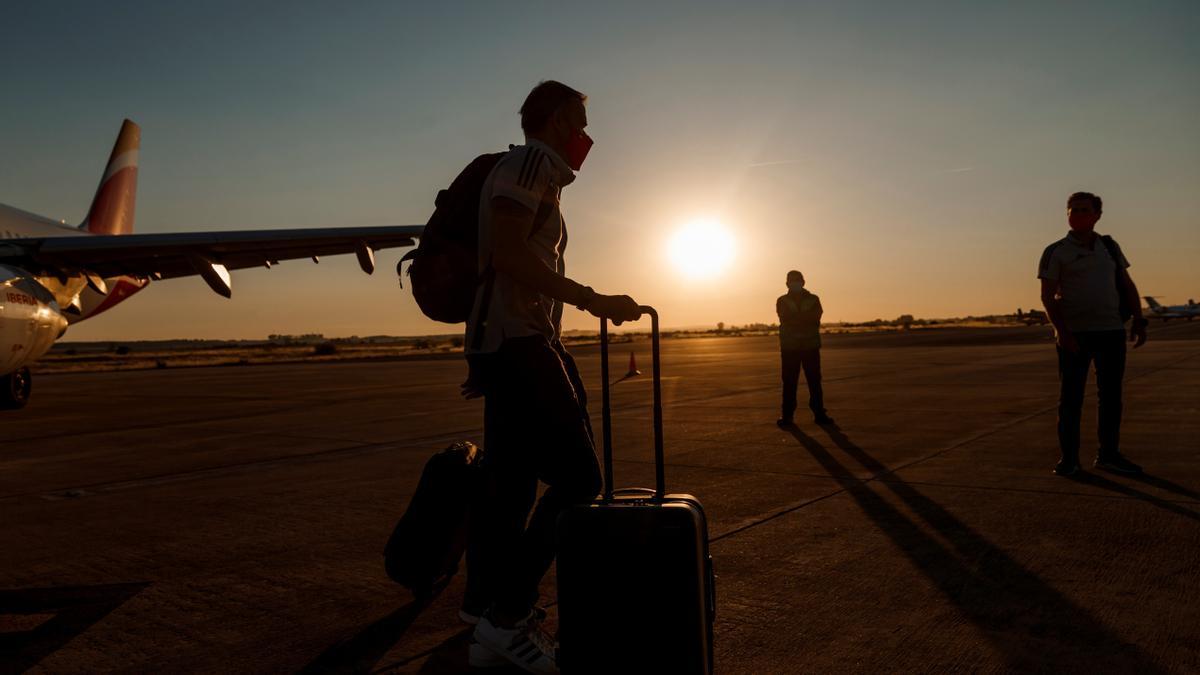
[{"xmin": 2, "ymin": 1, "xmax": 1197, "ymax": 340}]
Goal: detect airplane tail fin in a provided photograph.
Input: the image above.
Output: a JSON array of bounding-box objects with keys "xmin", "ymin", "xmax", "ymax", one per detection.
[
  {"xmin": 79, "ymin": 119, "xmax": 140, "ymax": 235},
  {"xmin": 1144, "ymin": 296, "xmax": 1162, "ymax": 310}
]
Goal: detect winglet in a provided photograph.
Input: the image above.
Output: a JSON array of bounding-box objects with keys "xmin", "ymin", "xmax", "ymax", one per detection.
[{"xmin": 80, "ymin": 119, "xmax": 140, "ymax": 235}]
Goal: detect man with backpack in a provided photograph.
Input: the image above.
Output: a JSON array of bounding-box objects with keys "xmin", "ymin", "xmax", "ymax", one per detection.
[
  {"xmin": 1038, "ymin": 191, "xmax": 1148, "ymax": 477},
  {"xmin": 458, "ymin": 80, "xmax": 640, "ymax": 673},
  {"xmin": 776, "ymin": 270, "xmax": 833, "ymax": 428}
]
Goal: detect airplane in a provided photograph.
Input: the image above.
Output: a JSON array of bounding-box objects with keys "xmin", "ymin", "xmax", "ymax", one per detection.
[
  {"xmin": 1, "ymin": 119, "xmax": 422, "ymax": 409},
  {"xmin": 1014, "ymin": 308, "xmax": 1049, "ymax": 325},
  {"xmin": 1144, "ymin": 297, "xmax": 1200, "ymax": 322}
]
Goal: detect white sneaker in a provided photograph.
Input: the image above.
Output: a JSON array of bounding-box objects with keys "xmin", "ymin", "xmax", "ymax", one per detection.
[{"xmin": 472, "ymin": 610, "xmax": 558, "ymax": 675}]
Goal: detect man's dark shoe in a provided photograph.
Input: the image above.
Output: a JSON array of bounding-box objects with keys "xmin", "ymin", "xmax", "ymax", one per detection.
[
  {"xmin": 813, "ymin": 413, "xmax": 835, "ymax": 426},
  {"xmin": 1095, "ymin": 453, "xmax": 1143, "ymax": 475},
  {"xmin": 1053, "ymin": 458, "xmax": 1080, "ymax": 477},
  {"xmin": 776, "ymin": 417, "xmax": 794, "ymax": 429}
]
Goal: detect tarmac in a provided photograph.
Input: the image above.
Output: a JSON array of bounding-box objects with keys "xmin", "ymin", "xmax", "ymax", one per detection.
[{"xmin": 2, "ymin": 322, "xmax": 1199, "ymax": 674}]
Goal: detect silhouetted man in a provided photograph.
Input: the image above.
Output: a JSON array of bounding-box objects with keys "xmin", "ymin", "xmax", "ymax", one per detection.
[
  {"xmin": 463, "ymin": 80, "xmax": 640, "ymax": 674},
  {"xmin": 776, "ymin": 270, "xmax": 832, "ymax": 427},
  {"xmin": 1039, "ymin": 191, "xmax": 1148, "ymax": 477}
]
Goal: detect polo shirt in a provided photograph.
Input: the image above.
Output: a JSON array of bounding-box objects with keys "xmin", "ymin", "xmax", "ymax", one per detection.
[
  {"xmin": 1037, "ymin": 230, "xmax": 1130, "ymax": 332},
  {"xmin": 465, "ymin": 140, "xmax": 575, "ymax": 354}
]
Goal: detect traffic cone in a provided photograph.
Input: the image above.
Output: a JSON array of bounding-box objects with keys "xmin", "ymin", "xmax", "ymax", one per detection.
[{"xmin": 625, "ymin": 351, "xmax": 641, "ymax": 378}]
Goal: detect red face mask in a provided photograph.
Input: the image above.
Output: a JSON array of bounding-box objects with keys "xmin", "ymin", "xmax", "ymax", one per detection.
[{"xmin": 566, "ymin": 130, "xmax": 593, "ymax": 171}]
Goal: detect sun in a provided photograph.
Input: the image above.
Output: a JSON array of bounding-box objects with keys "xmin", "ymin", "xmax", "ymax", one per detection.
[{"xmin": 668, "ymin": 219, "xmax": 736, "ymax": 280}]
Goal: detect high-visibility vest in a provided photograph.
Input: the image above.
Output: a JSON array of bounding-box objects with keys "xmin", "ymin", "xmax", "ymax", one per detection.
[{"xmin": 777, "ymin": 290, "xmax": 822, "ymax": 350}]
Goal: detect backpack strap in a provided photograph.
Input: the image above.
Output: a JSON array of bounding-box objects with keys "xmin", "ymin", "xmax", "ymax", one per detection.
[
  {"xmin": 469, "ymin": 190, "xmax": 557, "ymax": 351},
  {"xmin": 1099, "ymin": 234, "xmax": 1119, "ymax": 260},
  {"xmin": 1099, "ymin": 235, "xmax": 1132, "ymax": 323}
]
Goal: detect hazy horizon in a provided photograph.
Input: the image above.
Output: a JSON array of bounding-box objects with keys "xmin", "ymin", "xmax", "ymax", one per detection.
[
  {"xmin": 52, "ymin": 312, "xmax": 1050, "ymax": 345},
  {"xmin": 3, "ymin": 1, "xmax": 1197, "ymax": 341}
]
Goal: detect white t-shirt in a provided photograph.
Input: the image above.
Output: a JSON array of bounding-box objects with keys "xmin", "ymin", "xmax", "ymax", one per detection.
[
  {"xmin": 1037, "ymin": 231, "xmax": 1131, "ymax": 332},
  {"xmin": 465, "ymin": 140, "xmax": 575, "ymax": 354}
]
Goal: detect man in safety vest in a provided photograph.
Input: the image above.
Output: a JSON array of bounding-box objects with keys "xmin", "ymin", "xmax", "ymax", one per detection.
[{"xmin": 776, "ymin": 270, "xmax": 833, "ymax": 427}]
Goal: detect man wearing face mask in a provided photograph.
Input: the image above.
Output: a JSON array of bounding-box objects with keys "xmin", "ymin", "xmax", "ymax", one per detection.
[
  {"xmin": 1039, "ymin": 191, "xmax": 1148, "ymax": 478},
  {"xmin": 776, "ymin": 270, "xmax": 832, "ymax": 428},
  {"xmin": 464, "ymin": 80, "xmax": 641, "ymax": 674}
]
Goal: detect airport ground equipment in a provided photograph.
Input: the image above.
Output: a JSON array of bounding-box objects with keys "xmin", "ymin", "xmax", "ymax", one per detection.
[
  {"xmin": 383, "ymin": 441, "xmax": 487, "ymax": 602},
  {"xmin": 555, "ymin": 307, "xmax": 716, "ymax": 674}
]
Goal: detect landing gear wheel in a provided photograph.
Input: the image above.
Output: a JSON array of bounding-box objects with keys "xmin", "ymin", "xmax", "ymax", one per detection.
[{"xmin": 1, "ymin": 367, "xmax": 32, "ymax": 410}]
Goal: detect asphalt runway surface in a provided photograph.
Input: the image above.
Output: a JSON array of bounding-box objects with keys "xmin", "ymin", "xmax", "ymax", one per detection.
[{"xmin": 3, "ymin": 322, "xmax": 1199, "ymax": 673}]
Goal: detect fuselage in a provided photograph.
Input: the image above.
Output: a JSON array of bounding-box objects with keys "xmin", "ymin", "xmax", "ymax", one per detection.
[
  {"xmin": 1, "ymin": 202, "xmax": 78, "ymax": 237},
  {"xmin": 0, "ymin": 262, "xmax": 67, "ymax": 374},
  {"xmin": 0, "ymin": 205, "xmax": 73, "ymax": 372},
  {"xmin": 1151, "ymin": 303, "xmax": 1199, "ymax": 315}
]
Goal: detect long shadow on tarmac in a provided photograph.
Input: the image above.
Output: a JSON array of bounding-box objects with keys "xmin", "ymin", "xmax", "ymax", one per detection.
[
  {"xmin": 0, "ymin": 582, "xmax": 149, "ymax": 674},
  {"xmin": 787, "ymin": 425, "xmax": 1164, "ymax": 673},
  {"xmin": 1128, "ymin": 473, "xmax": 1200, "ymax": 502},
  {"xmin": 1068, "ymin": 472, "xmax": 1200, "ymax": 522},
  {"xmin": 299, "ymin": 601, "xmax": 426, "ymax": 675}
]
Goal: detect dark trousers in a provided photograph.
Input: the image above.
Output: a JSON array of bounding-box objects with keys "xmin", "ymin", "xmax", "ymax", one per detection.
[
  {"xmin": 473, "ymin": 336, "xmax": 601, "ymax": 618},
  {"xmin": 1056, "ymin": 329, "xmax": 1126, "ymax": 460},
  {"xmin": 781, "ymin": 348, "xmax": 825, "ymax": 420}
]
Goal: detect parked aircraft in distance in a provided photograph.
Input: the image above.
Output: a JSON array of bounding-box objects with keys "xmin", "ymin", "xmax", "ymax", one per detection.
[
  {"xmin": 1143, "ymin": 297, "xmax": 1199, "ymax": 322},
  {"xmin": 1014, "ymin": 308, "xmax": 1049, "ymax": 325}
]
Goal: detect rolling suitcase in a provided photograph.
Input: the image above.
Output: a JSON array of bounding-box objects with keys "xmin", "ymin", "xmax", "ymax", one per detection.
[
  {"xmin": 555, "ymin": 306, "xmax": 716, "ymax": 674},
  {"xmin": 382, "ymin": 440, "xmax": 485, "ymax": 600}
]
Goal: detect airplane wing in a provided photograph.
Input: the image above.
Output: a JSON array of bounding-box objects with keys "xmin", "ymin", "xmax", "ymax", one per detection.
[{"xmin": 0, "ymin": 225, "xmax": 422, "ymax": 296}]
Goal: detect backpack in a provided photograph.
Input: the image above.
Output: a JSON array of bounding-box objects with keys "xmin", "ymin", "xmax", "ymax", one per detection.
[
  {"xmin": 400, "ymin": 147, "xmax": 556, "ymax": 325},
  {"xmin": 400, "ymin": 151, "xmax": 509, "ymax": 324}
]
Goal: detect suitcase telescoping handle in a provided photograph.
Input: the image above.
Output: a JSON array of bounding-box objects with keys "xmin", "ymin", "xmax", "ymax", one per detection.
[{"xmin": 599, "ymin": 305, "xmax": 664, "ymax": 501}]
